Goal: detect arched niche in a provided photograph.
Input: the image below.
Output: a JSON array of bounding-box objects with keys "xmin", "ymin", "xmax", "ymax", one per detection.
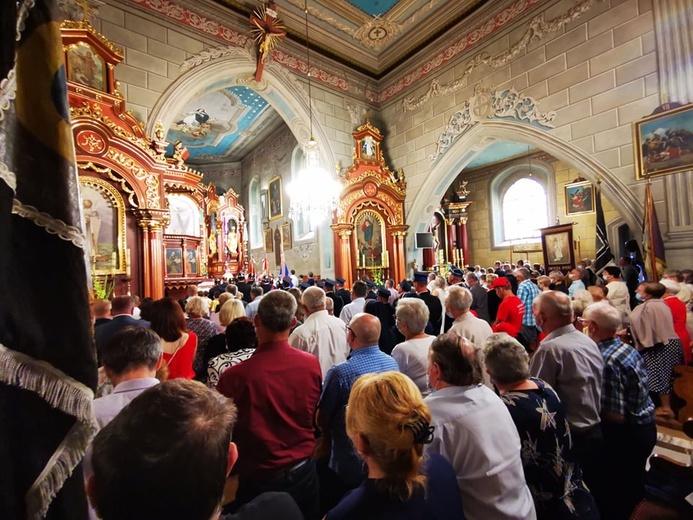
[{"xmin": 406, "ymin": 120, "xmax": 643, "ymax": 260}]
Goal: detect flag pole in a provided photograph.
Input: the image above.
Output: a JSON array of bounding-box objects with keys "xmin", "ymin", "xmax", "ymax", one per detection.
[{"xmin": 645, "ymin": 177, "xmax": 657, "ymax": 280}]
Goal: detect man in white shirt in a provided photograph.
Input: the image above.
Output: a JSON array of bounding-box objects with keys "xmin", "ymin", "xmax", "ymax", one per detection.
[
  {"xmin": 568, "ymin": 268, "xmax": 586, "ymax": 299},
  {"xmin": 425, "ymin": 333, "xmax": 536, "ymax": 520},
  {"xmin": 289, "ymin": 286, "xmax": 349, "ymax": 377},
  {"xmin": 339, "ymin": 280, "xmax": 367, "ymax": 325},
  {"xmin": 445, "ymin": 286, "xmax": 493, "ymax": 387},
  {"xmin": 602, "ymin": 265, "xmax": 630, "ymax": 319}
]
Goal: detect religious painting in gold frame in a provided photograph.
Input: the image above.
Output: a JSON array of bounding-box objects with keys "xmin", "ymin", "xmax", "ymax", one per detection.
[
  {"xmin": 264, "ymin": 227, "xmax": 273, "ymax": 253},
  {"xmin": 564, "ymin": 180, "xmax": 594, "ymax": 216},
  {"xmin": 268, "ymin": 176, "xmax": 282, "ymax": 220},
  {"xmin": 78, "ymin": 177, "xmax": 126, "ymax": 275},
  {"xmin": 355, "ymin": 209, "xmax": 385, "ymax": 268},
  {"xmin": 281, "ymin": 222, "xmax": 292, "ymax": 250},
  {"xmin": 66, "ymin": 42, "xmax": 106, "ymax": 91}
]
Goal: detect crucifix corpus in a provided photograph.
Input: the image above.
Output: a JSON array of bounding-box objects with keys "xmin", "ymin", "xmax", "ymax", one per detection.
[{"xmin": 249, "ymin": 2, "xmax": 286, "ymax": 82}]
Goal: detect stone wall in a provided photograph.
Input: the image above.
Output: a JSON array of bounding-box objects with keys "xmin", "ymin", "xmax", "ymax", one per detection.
[
  {"xmin": 378, "ymin": 0, "xmax": 677, "ymax": 265},
  {"xmin": 465, "ymin": 158, "xmax": 619, "ymax": 268}
]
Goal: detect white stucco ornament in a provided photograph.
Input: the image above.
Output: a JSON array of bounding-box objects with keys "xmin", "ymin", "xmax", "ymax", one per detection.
[{"xmin": 429, "ymin": 83, "xmax": 556, "ymax": 165}]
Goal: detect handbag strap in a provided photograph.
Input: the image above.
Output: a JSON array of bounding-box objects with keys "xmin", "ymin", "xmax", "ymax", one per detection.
[{"xmin": 162, "ymin": 335, "xmax": 186, "ymax": 368}]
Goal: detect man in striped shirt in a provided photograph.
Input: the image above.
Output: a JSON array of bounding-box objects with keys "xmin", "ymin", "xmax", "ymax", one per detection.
[{"xmin": 514, "ymin": 268, "xmax": 540, "ymax": 349}]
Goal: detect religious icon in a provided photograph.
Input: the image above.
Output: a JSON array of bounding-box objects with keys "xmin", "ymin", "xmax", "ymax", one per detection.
[
  {"xmin": 226, "ymin": 218, "xmax": 239, "ymax": 259},
  {"xmin": 268, "ymin": 176, "xmax": 282, "ymax": 220},
  {"xmin": 355, "ymin": 210, "xmax": 384, "ymax": 267},
  {"xmin": 67, "ymin": 42, "xmax": 106, "ymax": 91},
  {"xmin": 249, "ymin": 2, "xmax": 286, "ymax": 82},
  {"xmin": 185, "ymin": 249, "xmax": 198, "ymax": 274},
  {"xmin": 166, "ymin": 248, "xmax": 183, "ymax": 275},
  {"xmin": 79, "ymin": 179, "xmax": 125, "ymax": 274},
  {"xmin": 361, "ymin": 136, "xmax": 376, "ymax": 158},
  {"xmin": 564, "ymin": 181, "xmax": 594, "ymax": 215}
]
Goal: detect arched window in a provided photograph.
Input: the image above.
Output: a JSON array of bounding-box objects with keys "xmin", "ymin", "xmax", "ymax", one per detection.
[
  {"xmin": 502, "ymin": 178, "xmax": 548, "ymax": 242},
  {"xmin": 291, "ymin": 145, "xmax": 314, "ymax": 240},
  {"xmin": 248, "ymin": 177, "xmax": 262, "ymax": 248},
  {"xmin": 490, "ymin": 160, "xmax": 554, "ymax": 247}
]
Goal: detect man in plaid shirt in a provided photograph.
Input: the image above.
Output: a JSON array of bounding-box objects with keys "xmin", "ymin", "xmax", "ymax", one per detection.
[
  {"xmin": 514, "ymin": 268, "xmax": 540, "ymax": 348},
  {"xmin": 583, "ymin": 303, "xmax": 656, "ymax": 520}
]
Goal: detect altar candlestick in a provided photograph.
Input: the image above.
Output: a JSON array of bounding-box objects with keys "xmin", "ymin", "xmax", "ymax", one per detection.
[{"xmin": 126, "ymin": 248, "xmax": 131, "ymax": 277}]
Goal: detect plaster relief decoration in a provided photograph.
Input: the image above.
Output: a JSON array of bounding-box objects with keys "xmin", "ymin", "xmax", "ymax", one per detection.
[
  {"xmin": 399, "ymin": 0, "xmax": 603, "ymax": 110},
  {"xmin": 347, "ymin": 103, "xmax": 367, "ymax": 130},
  {"xmin": 294, "ymin": 242, "xmax": 316, "ymax": 263},
  {"xmin": 180, "ymin": 45, "xmax": 253, "ymax": 73},
  {"xmin": 429, "ymin": 83, "xmax": 556, "ymax": 164},
  {"xmin": 166, "ymin": 87, "xmax": 271, "ymax": 162}
]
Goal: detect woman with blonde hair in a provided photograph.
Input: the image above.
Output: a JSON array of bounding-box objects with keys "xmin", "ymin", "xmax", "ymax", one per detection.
[
  {"xmin": 537, "ymin": 275, "xmax": 552, "ymax": 292},
  {"xmin": 203, "ymin": 299, "xmax": 247, "ymax": 382},
  {"xmin": 210, "ymin": 292, "xmax": 234, "ymax": 332},
  {"xmin": 327, "ymin": 371, "xmax": 463, "ymax": 519}
]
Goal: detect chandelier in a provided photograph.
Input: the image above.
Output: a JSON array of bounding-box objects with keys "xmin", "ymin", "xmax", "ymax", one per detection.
[{"xmin": 287, "ymin": 0, "xmax": 341, "ymax": 227}]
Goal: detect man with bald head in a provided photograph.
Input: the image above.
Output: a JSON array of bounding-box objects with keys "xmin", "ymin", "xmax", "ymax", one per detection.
[
  {"xmin": 316, "ymin": 312, "xmax": 399, "ymax": 495},
  {"xmin": 529, "ymin": 291, "xmax": 605, "ymax": 510}
]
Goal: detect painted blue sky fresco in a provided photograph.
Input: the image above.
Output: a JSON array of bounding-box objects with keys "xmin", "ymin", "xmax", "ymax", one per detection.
[
  {"xmin": 166, "ymin": 86, "xmax": 269, "ymax": 160},
  {"xmin": 346, "ymin": 0, "xmax": 399, "ymax": 16}
]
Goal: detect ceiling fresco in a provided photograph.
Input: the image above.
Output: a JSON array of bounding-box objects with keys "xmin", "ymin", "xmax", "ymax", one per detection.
[
  {"xmin": 166, "ymin": 86, "xmax": 284, "ymax": 163},
  {"xmin": 216, "ymin": 0, "xmax": 494, "ymax": 76}
]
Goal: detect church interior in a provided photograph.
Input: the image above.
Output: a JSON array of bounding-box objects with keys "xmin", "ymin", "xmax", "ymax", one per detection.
[{"xmin": 2, "ymin": 0, "xmax": 693, "ymax": 518}]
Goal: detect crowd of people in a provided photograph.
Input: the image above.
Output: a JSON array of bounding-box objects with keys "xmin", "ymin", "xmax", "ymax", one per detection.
[{"xmin": 86, "ymin": 259, "xmax": 693, "ymax": 520}]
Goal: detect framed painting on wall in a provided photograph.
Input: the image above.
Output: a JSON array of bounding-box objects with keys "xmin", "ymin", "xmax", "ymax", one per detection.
[
  {"xmin": 355, "ymin": 209, "xmax": 385, "ymax": 267},
  {"xmin": 281, "ymin": 222, "xmax": 292, "ymax": 250},
  {"xmin": 540, "ymin": 224, "xmax": 575, "ymax": 271},
  {"xmin": 633, "ymin": 102, "xmax": 693, "ymax": 179},
  {"xmin": 268, "ymin": 176, "xmax": 282, "ymax": 220},
  {"xmin": 264, "ymin": 227, "xmax": 273, "ymax": 253},
  {"xmin": 79, "ymin": 177, "xmax": 126, "ymax": 275},
  {"xmin": 261, "ymin": 189, "xmax": 269, "ymax": 220},
  {"xmin": 165, "ymin": 248, "xmax": 183, "ymax": 275},
  {"xmin": 564, "ymin": 180, "xmax": 594, "ymax": 216},
  {"xmin": 185, "ymin": 249, "xmax": 198, "ymax": 274},
  {"xmin": 66, "ymin": 42, "xmax": 106, "ymax": 91}
]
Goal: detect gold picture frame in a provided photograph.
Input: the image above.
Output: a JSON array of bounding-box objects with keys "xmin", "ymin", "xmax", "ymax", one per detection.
[
  {"xmin": 564, "ymin": 180, "xmax": 594, "ymax": 216},
  {"xmin": 268, "ymin": 176, "xmax": 282, "ymax": 221},
  {"xmin": 264, "ymin": 227, "xmax": 273, "ymax": 253},
  {"xmin": 78, "ymin": 176, "xmax": 126, "ymax": 275},
  {"xmin": 281, "ymin": 222, "xmax": 292, "ymax": 250},
  {"xmin": 633, "ymin": 102, "xmax": 693, "ymax": 180}
]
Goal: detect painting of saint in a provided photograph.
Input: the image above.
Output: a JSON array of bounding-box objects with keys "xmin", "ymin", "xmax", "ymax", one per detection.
[
  {"xmin": 564, "ymin": 182, "xmax": 594, "ymax": 215},
  {"xmin": 166, "ymin": 249, "xmax": 183, "ymax": 275},
  {"xmin": 165, "ymin": 194, "xmax": 201, "ymax": 236},
  {"xmin": 67, "ymin": 43, "xmax": 105, "ymax": 91},
  {"xmin": 79, "ymin": 182, "xmax": 120, "ymax": 273},
  {"xmin": 548, "ymin": 232, "xmax": 570, "ymax": 265},
  {"xmin": 186, "ymin": 249, "xmax": 198, "ymax": 274},
  {"xmin": 355, "ymin": 211, "xmax": 384, "ymax": 267},
  {"xmin": 361, "ymin": 136, "xmax": 376, "ymax": 158},
  {"xmin": 269, "ymin": 176, "xmax": 282, "ymax": 220}
]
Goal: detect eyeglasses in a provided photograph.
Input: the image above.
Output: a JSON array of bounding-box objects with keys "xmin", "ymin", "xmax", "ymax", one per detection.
[
  {"xmin": 347, "ymin": 326, "xmax": 357, "ymax": 339},
  {"xmin": 577, "ymin": 317, "xmax": 590, "ymax": 324}
]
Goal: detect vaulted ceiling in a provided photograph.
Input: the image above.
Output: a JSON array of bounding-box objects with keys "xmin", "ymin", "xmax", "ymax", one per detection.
[{"xmin": 216, "ymin": 0, "xmax": 495, "ymax": 77}]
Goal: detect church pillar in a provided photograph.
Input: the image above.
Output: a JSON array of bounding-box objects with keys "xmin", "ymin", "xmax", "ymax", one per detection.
[
  {"xmin": 391, "ymin": 227, "xmax": 408, "ymax": 284},
  {"xmin": 332, "ymin": 224, "xmax": 354, "ymax": 288},
  {"xmin": 135, "ymin": 210, "xmax": 167, "ymax": 299},
  {"xmin": 460, "ymin": 217, "xmax": 470, "ymax": 267}
]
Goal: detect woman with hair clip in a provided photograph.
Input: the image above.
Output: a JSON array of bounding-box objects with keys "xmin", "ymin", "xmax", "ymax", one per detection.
[{"xmin": 326, "ymin": 371, "xmax": 464, "ymax": 520}]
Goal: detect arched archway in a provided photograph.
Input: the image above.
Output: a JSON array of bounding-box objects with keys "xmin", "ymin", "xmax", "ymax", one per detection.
[
  {"xmin": 147, "ymin": 53, "xmax": 337, "ymax": 273},
  {"xmin": 146, "ymin": 53, "xmax": 336, "ymax": 177},
  {"xmin": 406, "ymin": 120, "xmax": 642, "ymax": 259}
]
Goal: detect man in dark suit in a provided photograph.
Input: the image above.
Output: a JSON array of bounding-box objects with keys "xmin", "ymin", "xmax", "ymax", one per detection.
[
  {"xmin": 236, "ymin": 274, "xmax": 252, "ymax": 303},
  {"xmin": 335, "ymin": 278, "xmax": 351, "ymax": 305},
  {"xmin": 466, "ymin": 272, "xmax": 491, "ymax": 323},
  {"xmin": 324, "ymin": 279, "xmax": 344, "ymax": 318},
  {"xmin": 413, "ymin": 271, "xmax": 442, "ymax": 334},
  {"xmin": 94, "ymin": 295, "xmax": 150, "ymax": 363},
  {"xmin": 93, "ymin": 299, "xmax": 112, "ymax": 328},
  {"xmin": 447, "ymin": 267, "xmax": 466, "ymax": 287}
]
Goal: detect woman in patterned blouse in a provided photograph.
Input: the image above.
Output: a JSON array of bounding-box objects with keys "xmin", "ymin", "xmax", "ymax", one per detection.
[{"xmin": 483, "ymin": 333, "xmax": 599, "ymax": 520}]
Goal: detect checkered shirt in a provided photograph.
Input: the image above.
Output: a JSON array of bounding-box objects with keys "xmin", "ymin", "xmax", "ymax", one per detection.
[
  {"xmin": 597, "ymin": 337, "xmax": 655, "ymax": 425},
  {"xmin": 517, "ymin": 279, "xmax": 540, "ymax": 326}
]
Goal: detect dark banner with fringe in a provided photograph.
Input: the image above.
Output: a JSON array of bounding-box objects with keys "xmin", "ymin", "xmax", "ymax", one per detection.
[{"xmin": 0, "ymin": 1, "xmax": 98, "ymax": 519}]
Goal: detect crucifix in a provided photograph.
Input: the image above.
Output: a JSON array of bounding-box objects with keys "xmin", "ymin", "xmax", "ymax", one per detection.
[{"xmin": 249, "ymin": 2, "xmax": 286, "ymax": 82}]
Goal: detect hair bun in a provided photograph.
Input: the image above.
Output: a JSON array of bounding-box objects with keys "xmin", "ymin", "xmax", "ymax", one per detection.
[{"xmin": 405, "ymin": 415, "xmax": 434, "ymax": 445}]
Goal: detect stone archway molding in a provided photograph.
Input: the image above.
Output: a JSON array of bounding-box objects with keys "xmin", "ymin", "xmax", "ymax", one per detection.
[
  {"xmin": 406, "ymin": 119, "xmax": 643, "ymax": 259},
  {"xmin": 146, "ymin": 54, "xmax": 336, "ymax": 173}
]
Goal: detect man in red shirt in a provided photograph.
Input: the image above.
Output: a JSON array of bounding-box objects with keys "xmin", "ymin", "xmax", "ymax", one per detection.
[
  {"xmin": 490, "ymin": 277, "xmax": 525, "ymax": 339},
  {"xmin": 217, "ymin": 289, "xmax": 322, "ymax": 520}
]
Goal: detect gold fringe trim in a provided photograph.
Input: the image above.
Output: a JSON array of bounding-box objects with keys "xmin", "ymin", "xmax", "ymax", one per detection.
[{"xmin": 0, "ymin": 344, "xmax": 97, "ymax": 520}]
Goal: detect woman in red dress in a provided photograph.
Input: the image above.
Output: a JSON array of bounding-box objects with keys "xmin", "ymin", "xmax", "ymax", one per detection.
[
  {"xmin": 661, "ymin": 279, "xmax": 691, "ymax": 365},
  {"xmin": 150, "ymin": 297, "xmax": 198, "ymax": 379}
]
